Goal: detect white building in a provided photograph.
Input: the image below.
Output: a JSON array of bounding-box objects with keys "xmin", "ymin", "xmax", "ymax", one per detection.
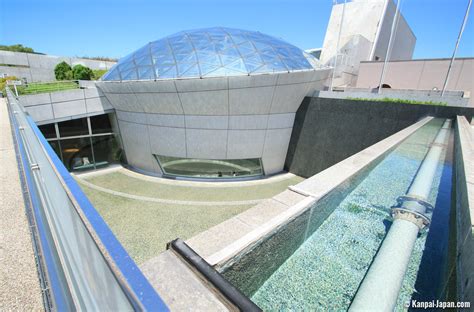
[{"xmin": 319, "ymin": 0, "xmax": 416, "ymax": 87}]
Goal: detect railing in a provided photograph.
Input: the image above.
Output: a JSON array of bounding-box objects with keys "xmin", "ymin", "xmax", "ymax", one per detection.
[{"xmin": 5, "ymin": 88, "xmax": 168, "ymax": 311}]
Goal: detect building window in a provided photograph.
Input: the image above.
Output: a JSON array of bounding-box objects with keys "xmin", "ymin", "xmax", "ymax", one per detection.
[
  {"xmin": 154, "ymin": 155, "xmax": 264, "ymax": 178},
  {"xmin": 38, "ymin": 123, "xmax": 57, "ymax": 139},
  {"xmin": 47, "ymin": 140, "xmax": 62, "ymax": 160},
  {"xmin": 91, "ymin": 135, "xmax": 121, "ymax": 165},
  {"xmin": 58, "ymin": 118, "xmax": 89, "ymax": 137},
  {"xmin": 37, "ymin": 114, "xmax": 122, "ymax": 172},
  {"xmin": 90, "ymin": 114, "xmax": 113, "ymax": 134},
  {"xmin": 60, "ymin": 137, "xmax": 94, "ymax": 171}
]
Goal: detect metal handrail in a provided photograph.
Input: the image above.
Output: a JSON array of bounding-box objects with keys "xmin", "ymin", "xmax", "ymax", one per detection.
[{"xmin": 6, "ymin": 88, "xmax": 168, "ymax": 311}]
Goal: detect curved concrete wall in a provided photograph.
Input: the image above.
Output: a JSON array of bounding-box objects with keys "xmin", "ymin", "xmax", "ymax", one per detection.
[{"xmin": 96, "ymin": 70, "xmax": 330, "ymax": 176}]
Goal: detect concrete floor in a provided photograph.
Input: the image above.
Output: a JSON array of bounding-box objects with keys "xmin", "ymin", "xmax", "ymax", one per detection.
[
  {"xmin": 76, "ymin": 168, "xmax": 303, "ymax": 264},
  {"xmin": 0, "ymin": 98, "xmax": 44, "ymax": 311}
]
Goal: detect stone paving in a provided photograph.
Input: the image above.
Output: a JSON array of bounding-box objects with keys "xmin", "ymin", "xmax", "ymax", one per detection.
[{"xmin": 0, "ymin": 98, "xmax": 43, "ymax": 311}]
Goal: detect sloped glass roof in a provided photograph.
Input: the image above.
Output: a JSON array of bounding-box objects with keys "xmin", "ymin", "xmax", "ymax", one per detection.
[{"xmin": 102, "ymin": 27, "xmax": 320, "ymax": 81}]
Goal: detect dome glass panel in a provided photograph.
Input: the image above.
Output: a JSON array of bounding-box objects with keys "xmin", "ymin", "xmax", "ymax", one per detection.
[{"xmin": 103, "ymin": 27, "xmax": 320, "ymax": 81}]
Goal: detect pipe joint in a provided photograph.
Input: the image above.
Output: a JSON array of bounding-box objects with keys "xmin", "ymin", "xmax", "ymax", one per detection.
[{"xmin": 391, "ymin": 195, "xmax": 434, "ymax": 229}]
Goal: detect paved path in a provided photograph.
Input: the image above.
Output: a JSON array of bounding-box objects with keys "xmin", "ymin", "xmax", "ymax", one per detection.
[{"xmin": 0, "ymin": 98, "xmax": 44, "ymax": 310}]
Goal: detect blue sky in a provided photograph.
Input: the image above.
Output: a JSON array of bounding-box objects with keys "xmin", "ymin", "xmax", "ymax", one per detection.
[{"xmin": 0, "ymin": 0, "xmax": 472, "ymax": 60}]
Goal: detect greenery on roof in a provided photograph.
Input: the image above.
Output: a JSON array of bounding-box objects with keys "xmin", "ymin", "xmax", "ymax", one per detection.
[
  {"xmin": 80, "ymin": 56, "xmax": 118, "ymax": 62},
  {"xmin": 0, "ymin": 44, "xmax": 40, "ymax": 54},
  {"xmin": 347, "ymin": 97, "xmax": 448, "ymax": 106},
  {"xmin": 14, "ymin": 81, "xmax": 80, "ymax": 95}
]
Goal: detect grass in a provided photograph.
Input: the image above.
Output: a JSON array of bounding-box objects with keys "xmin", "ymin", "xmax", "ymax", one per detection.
[
  {"xmin": 78, "ymin": 183, "xmax": 253, "ymax": 264},
  {"xmin": 77, "ymin": 171, "xmax": 304, "ymax": 264},
  {"xmin": 13, "ymin": 81, "xmax": 80, "ymax": 95},
  {"xmin": 84, "ymin": 172, "xmax": 304, "ymax": 202},
  {"xmin": 347, "ymin": 97, "xmax": 448, "ymax": 106}
]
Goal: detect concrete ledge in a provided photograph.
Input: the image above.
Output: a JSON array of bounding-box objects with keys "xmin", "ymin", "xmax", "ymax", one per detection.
[
  {"xmin": 140, "ymin": 250, "xmax": 228, "ymax": 311},
  {"xmin": 454, "ymin": 115, "xmax": 474, "ymax": 303},
  {"xmin": 18, "ymin": 88, "xmax": 113, "ymax": 124},
  {"xmin": 186, "ymin": 117, "xmax": 433, "ymax": 268},
  {"xmin": 318, "ymin": 89, "xmax": 470, "ymax": 107}
]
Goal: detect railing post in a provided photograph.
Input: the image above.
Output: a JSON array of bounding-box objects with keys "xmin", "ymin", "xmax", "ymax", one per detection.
[
  {"xmin": 378, "ymin": 0, "xmax": 402, "ymax": 94},
  {"xmin": 441, "ymin": 0, "xmax": 472, "ymax": 97},
  {"xmin": 330, "ymin": 0, "xmax": 347, "ymax": 92}
]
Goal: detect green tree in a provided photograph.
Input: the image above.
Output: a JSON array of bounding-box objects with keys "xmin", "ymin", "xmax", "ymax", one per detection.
[
  {"xmin": 72, "ymin": 64, "xmax": 93, "ymax": 80},
  {"xmin": 54, "ymin": 61, "xmax": 73, "ymax": 80}
]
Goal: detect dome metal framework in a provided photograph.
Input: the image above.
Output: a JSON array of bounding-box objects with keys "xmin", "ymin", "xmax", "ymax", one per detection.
[{"xmin": 102, "ymin": 27, "xmax": 320, "ymax": 81}]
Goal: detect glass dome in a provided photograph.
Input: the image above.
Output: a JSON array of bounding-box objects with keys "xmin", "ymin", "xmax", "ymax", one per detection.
[{"xmin": 102, "ymin": 27, "xmax": 320, "ymax": 81}]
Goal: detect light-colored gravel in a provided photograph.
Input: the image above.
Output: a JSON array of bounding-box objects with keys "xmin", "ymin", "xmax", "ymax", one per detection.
[
  {"xmin": 0, "ymin": 98, "xmax": 44, "ymax": 311},
  {"xmin": 77, "ymin": 170, "xmax": 304, "ymax": 264}
]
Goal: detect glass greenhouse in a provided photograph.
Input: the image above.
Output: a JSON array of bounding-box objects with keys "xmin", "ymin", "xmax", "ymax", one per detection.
[{"xmin": 102, "ymin": 27, "xmax": 321, "ymax": 81}]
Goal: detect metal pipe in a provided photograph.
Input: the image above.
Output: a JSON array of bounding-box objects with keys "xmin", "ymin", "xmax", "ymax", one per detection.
[
  {"xmin": 378, "ymin": 0, "xmax": 402, "ymax": 94},
  {"xmin": 441, "ymin": 0, "xmax": 472, "ymax": 97},
  {"xmin": 350, "ymin": 119, "xmax": 451, "ymax": 311},
  {"xmin": 330, "ymin": 0, "xmax": 346, "ymax": 91}
]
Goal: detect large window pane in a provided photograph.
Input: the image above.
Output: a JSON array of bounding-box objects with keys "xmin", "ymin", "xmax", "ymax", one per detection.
[
  {"xmin": 155, "ymin": 155, "xmax": 263, "ymax": 178},
  {"xmin": 60, "ymin": 137, "xmax": 94, "ymax": 171},
  {"xmin": 91, "ymin": 135, "xmax": 121, "ymax": 167},
  {"xmin": 38, "ymin": 123, "xmax": 57, "ymax": 139},
  {"xmin": 58, "ymin": 118, "xmax": 89, "ymax": 138},
  {"xmin": 90, "ymin": 114, "xmax": 113, "ymax": 134},
  {"xmin": 48, "ymin": 140, "xmax": 61, "ymax": 160}
]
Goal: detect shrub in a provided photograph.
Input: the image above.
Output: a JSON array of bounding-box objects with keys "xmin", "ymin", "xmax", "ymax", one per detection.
[
  {"xmin": 72, "ymin": 64, "xmax": 93, "ymax": 80},
  {"xmin": 92, "ymin": 69, "xmax": 107, "ymax": 80},
  {"xmin": 0, "ymin": 76, "xmax": 18, "ymax": 94},
  {"xmin": 54, "ymin": 61, "xmax": 73, "ymax": 80}
]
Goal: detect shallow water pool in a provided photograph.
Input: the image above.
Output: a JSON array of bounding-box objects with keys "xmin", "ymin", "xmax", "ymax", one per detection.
[{"xmin": 222, "ymin": 119, "xmax": 453, "ymax": 310}]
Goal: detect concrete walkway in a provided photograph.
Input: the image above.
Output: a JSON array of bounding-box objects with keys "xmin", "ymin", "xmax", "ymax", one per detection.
[{"xmin": 0, "ymin": 98, "xmax": 43, "ymax": 310}]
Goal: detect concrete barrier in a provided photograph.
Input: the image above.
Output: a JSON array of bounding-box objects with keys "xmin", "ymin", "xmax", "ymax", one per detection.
[
  {"xmin": 452, "ymin": 116, "xmax": 474, "ymax": 303},
  {"xmin": 317, "ymin": 89, "xmax": 470, "ymax": 107},
  {"xmin": 18, "ymin": 87, "xmax": 113, "ymax": 124}
]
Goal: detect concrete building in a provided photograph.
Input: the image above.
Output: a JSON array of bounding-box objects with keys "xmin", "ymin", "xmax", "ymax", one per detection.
[
  {"xmin": 96, "ymin": 27, "xmax": 330, "ymax": 178},
  {"xmin": 319, "ymin": 0, "xmax": 416, "ymax": 87},
  {"xmin": 0, "ymin": 50, "xmax": 116, "ymax": 82},
  {"xmin": 356, "ymin": 58, "xmax": 474, "ymax": 106},
  {"xmin": 306, "ymin": 48, "xmax": 322, "ymax": 59}
]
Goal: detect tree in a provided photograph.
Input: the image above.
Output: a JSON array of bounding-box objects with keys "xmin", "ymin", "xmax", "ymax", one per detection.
[
  {"xmin": 54, "ymin": 61, "xmax": 73, "ymax": 80},
  {"xmin": 72, "ymin": 64, "xmax": 93, "ymax": 80}
]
